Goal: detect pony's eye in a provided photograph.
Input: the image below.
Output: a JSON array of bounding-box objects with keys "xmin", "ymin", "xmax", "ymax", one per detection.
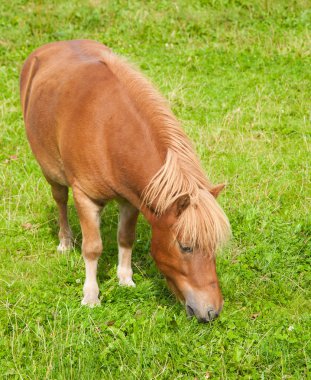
[{"xmin": 178, "ymin": 242, "xmax": 193, "ymax": 254}]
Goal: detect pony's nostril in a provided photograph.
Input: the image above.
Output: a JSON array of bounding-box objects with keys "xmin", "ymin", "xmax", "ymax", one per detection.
[
  {"xmin": 207, "ymin": 308, "xmax": 217, "ymax": 321},
  {"xmin": 186, "ymin": 304, "xmax": 195, "ymax": 317}
]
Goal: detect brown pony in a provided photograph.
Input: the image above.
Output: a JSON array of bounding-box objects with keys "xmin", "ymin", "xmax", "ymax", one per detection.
[{"xmin": 20, "ymin": 40, "xmax": 231, "ymax": 322}]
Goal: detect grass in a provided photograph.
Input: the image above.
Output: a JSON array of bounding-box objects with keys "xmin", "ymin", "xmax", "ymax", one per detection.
[{"xmin": 0, "ymin": 0, "xmax": 310, "ymax": 379}]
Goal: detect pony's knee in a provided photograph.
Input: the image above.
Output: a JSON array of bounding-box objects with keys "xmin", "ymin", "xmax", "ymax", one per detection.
[
  {"xmin": 82, "ymin": 239, "xmax": 102, "ymax": 260},
  {"xmin": 118, "ymin": 230, "xmax": 135, "ymax": 248}
]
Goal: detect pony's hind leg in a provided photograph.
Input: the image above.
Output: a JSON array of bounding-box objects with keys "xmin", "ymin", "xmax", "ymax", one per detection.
[
  {"xmin": 50, "ymin": 182, "xmax": 73, "ymax": 252},
  {"xmin": 117, "ymin": 201, "xmax": 139, "ymax": 287},
  {"xmin": 73, "ymin": 186, "xmax": 103, "ymax": 306}
]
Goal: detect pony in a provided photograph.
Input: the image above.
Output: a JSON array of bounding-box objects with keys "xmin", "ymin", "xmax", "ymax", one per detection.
[{"xmin": 20, "ymin": 40, "xmax": 231, "ymax": 322}]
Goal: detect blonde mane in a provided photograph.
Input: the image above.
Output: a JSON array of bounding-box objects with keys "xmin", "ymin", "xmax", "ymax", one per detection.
[{"xmin": 101, "ymin": 51, "xmax": 231, "ymax": 253}]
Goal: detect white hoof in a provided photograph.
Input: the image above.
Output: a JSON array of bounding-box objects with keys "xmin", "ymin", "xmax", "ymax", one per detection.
[
  {"xmin": 82, "ymin": 282, "xmax": 100, "ymax": 307},
  {"xmin": 118, "ymin": 277, "xmax": 136, "ymax": 287},
  {"xmin": 117, "ymin": 267, "xmax": 136, "ymax": 287},
  {"xmin": 81, "ymin": 294, "xmax": 100, "ymax": 307}
]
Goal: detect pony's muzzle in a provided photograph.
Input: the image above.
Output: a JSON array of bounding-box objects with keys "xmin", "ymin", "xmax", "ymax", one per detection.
[{"xmin": 186, "ymin": 304, "xmax": 220, "ymax": 323}]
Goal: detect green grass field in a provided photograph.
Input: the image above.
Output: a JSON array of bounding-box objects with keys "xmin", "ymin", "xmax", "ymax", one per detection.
[{"xmin": 0, "ymin": 1, "xmax": 310, "ymax": 379}]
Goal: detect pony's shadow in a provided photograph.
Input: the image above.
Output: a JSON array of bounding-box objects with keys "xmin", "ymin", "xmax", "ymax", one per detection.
[{"xmin": 46, "ymin": 202, "xmax": 175, "ymax": 309}]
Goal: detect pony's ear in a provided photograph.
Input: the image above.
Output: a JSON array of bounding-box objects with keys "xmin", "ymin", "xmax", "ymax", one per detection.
[
  {"xmin": 210, "ymin": 183, "xmax": 225, "ymax": 198},
  {"xmin": 175, "ymin": 194, "xmax": 191, "ymax": 217}
]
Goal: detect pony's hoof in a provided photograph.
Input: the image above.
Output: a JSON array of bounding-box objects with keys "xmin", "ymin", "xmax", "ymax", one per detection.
[
  {"xmin": 57, "ymin": 239, "xmax": 73, "ymax": 253},
  {"xmin": 81, "ymin": 295, "xmax": 100, "ymax": 307},
  {"xmin": 119, "ymin": 278, "xmax": 136, "ymax": 287},
  {"xmin": 117, "ymin": 267, "xmax": 136, "ymax": 287}
]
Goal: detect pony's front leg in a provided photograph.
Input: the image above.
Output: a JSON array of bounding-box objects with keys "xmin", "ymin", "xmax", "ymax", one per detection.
[
  {"xmin": 73, "ymin": 187, "xmax": 103, "ymax": 306},
  {"xmin": 117, "ymin": 201, "xmax": 139, "ymax": 287}
]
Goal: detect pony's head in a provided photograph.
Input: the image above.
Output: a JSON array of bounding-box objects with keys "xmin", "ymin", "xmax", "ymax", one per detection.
[{"xmin": 145, "ymin": 185, "xmax": 230, "ymax": 322}]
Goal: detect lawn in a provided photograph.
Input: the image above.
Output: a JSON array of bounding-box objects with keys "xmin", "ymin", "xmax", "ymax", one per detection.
[{"xmin": 0, "ymin": 1, "xmax": 310, "ymax": 379}]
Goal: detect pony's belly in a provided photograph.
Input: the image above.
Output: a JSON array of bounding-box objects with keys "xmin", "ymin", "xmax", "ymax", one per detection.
[{"xmin": 65, "ymin": 163, "xmax": 117, "ymax": 202}]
